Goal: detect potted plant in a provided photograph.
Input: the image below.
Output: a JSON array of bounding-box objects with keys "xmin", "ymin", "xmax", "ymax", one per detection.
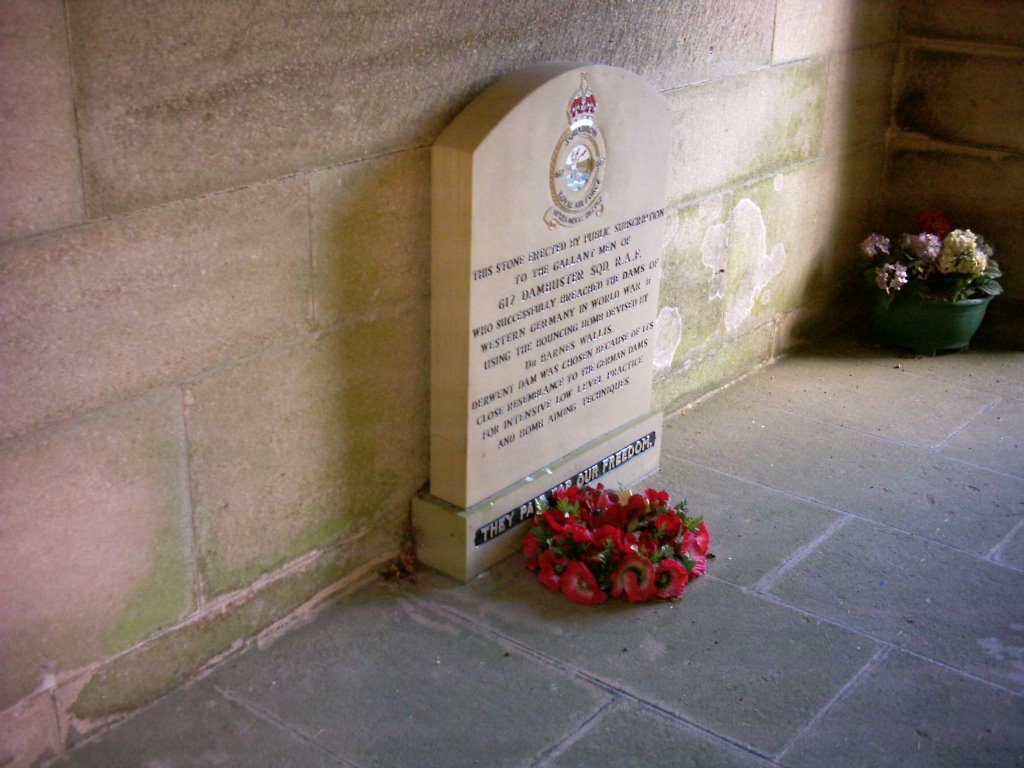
[{"xmin": 861, "ymin": 208, "xmax": 1003, "ymax": 354}]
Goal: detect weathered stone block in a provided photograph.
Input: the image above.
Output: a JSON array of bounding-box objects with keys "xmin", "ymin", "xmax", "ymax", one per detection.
[
  {"xmin": 652, "ymin": 324, "xmax": 773, "ymax": 414},
  {"xmin": 666, "ymin": 158, "xmax": 846, "ymax": 342},
  {"xmin": 785, "ymin": 651, "xmax": 1024, "ymax": 768},
  {"xmin": 64, "ymin": 680, "xmax": 343, "ymax": 767},
  {"xmin": 0, "ymin": 178, "xmax": 310, "ymax": 439},
  {"xmin": 902, "ymin": 0, "xmax": 1024, "ymax": 47},
  {"xmin": 898, "ymin": 49, "xmax": 1024, "ymax": 154},
  {"xmin": 886, "ymin": 151, "xmax": 1024, "ymax": 298},
  {"xmin": 770, "ymin": 519, "xmax": 1024, "ymax": 692},
  {"xmin": 311, "ymin": 149, "xmax": 431, "ymax": 330},
  {"xmin": 0, "ymin": 0, "xmax": 83, "ymax": 241},
  {"xmin": 658, "ymin": 198, "xmax": 730, "ymax": 363},
  {"xmin": 67, "ymin": 0, "xmax": 774, "ymax": 214},
  {"xmin": 187, "ymin": 307, "xmax": 428, "ymax": 595},
  {"xmin": 0, "ymin": 390, "xmax": 192, "ymax": 710},
  {"xmin": 666, "ymin": 59, "xmax": 826, "ymax": 205},
  {"xmin": 772, "ymin": 0, "xmax": 899, "ymax": 63},
  {"xmin": 210, "ymin": 579, "xmax": 610, "ymax": 768},
  {"xmin": 70, "ymin": 538, "xmax": 386, "ymax": 719},
  {"xmin": 0, "ymin": 690, "xmax": 60, "ymax": 768},
  {"xmin": 823, "ymin": 44, "xmax": 896, "ymax": 154}
]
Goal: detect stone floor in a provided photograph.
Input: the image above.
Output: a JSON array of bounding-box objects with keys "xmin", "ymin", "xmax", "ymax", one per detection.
[{"xmin": 51, "ymin": 322, "xmax": 1024, "ymax": 768}]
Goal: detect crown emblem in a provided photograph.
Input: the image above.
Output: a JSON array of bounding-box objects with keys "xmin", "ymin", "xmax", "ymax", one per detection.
[
  {"xmin": 545, "ymin": 72, "xmax": 606, "ymax": 229},
  {"xmin": 567, "ymin": 74, "xmax": 597, "ymax": 124}
]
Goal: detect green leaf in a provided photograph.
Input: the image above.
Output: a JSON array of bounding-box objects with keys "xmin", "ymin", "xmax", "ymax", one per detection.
[{"xmin": 977, "ymin": 279, "xmax": 1003, "ymax": 296}]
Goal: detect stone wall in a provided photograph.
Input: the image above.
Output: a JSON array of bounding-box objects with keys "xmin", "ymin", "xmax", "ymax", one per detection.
[
  {"xmin": 888, "ymin": 0, "xmax": 1024, "ymax": 298},
  {"xmin": 0, "ymin": 1, "xmax": 898, "ymax": 763}
]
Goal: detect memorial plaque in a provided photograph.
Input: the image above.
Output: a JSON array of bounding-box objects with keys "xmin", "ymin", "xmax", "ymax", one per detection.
[{"xmin": 413, "ymin": 63, "xmax": 670, "ymax": 579}]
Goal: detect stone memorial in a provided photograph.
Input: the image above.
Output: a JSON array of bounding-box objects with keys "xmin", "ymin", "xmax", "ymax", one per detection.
[{"xmin": 413, "ymin": 63, "xmax": 670, "ymax": 580}]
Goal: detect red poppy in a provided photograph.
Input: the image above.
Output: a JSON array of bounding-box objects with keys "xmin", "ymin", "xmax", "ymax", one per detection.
[
  {"xmin": 654, "ymin": 559, "xmax": 689, "ymax": 599},
  {"xmin": 542, "ymin": 508, "xmax": 569, "ymax": 534},
  {"xmin": 646, "ymin": 488, "xmax": 671, "ymax": 505},
  {"xmin": 591, "ymin": 504, "xmax": 628, "ymax": 530},
  {"xmin": 523, "ymin": 531, "xmax": 541, "ymax": 570},
  {"xmin": 560, "ymin": 561, "xmax": 607, "ymax": 605},
  {"xmin": 538, "ymin": 567, "xmax": 561, "ymax": 592},
  {"xmin": 522, "ymin": 484, "xmax": 709, "ymax": 606},
  {"xmin": 591, "ymin": 525, "xmax": 623, "ymax": 550},
  {"xmin": 564, "ymin": 522, "xmax": 593, "ymax": 545},
  {"xmin": 653, "ymin": 512, "xmax": 681, "ymax": 540},
  {"xmin": 610, "ymin": 553, "xmax": 657, "ymax": 603},
  {"xmin": 539, "ymin": 548, "xmax": 566, "ymax": 573}
]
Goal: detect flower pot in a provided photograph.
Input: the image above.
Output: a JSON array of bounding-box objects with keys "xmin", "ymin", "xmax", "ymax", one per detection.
[{"xmin": 871, "ymin": 295, "xmax": 993, "ymax": 355}]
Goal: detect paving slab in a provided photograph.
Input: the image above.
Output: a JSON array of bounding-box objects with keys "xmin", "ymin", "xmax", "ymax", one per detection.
[
  {"xmin": 53, "ymin": 679, "xmax": 344, "ymax": 768},
  {"xmin": 725, "ymin": 353, "xmax": 998, "ymax": 450},
  {"xmin": 994, "ymin": 525, "xmax": 1024, "ymax": 570},
  {"xmin": 547, "ymin": 699, "xmax": 773, "ymax": 768},
  {"xmin": 649, "ymin": 457, "xmax": 845, "ymax": 589},
  {"xmin": 209, "ymin": 580, "xmax": 608, "ymax": 768},
  {"xmin": 662, "ymin": 393, "xmax": 1024, "ymax": 555},
  {"xmin": 781, "ymin": 650, "xmax": 1024, "ymax": 768},
  {"xmin": 817, "ymin": 343, "xmax": 1024, "ymax": 404},
  {"xmin": 768, "ymin": 518, "xmax": 1024, "ymax": 693},
  {"xmin": 940, "ymin": 400, "xmax": 1024, "ymax": 479},
  {"xmin": 418, "ymin": 559, "xmax": 878, "ymax": 756}
]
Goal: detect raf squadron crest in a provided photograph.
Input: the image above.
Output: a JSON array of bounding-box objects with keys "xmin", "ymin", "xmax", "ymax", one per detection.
[{"xmin": 544, "ymin": 74, "xmax": 607, "ymax": 229}]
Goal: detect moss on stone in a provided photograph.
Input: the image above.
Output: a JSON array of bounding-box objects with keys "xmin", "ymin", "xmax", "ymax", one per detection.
[
  {"xmin": 653, "ymin": 325, "xmax": 774, "ymax": 415},
  {"xmin": 71, "ymin": 536, "xmax": 383, "ymax": 719}
]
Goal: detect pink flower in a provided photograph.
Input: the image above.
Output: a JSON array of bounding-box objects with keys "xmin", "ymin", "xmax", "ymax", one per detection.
[
  {"xmin": 682, "ymin": 522, "xmax": 710, "ymax": 558},
  {"xmin": 875, "ymin": 262, "xmax": 909, "ymax": 294},
  {"xmin": 687, "ymin": 554, "xmax": 707, "ymax": 577},
  {"xmin": 860, "ymin": 233, "xmax": 891, "ymax": 257}
]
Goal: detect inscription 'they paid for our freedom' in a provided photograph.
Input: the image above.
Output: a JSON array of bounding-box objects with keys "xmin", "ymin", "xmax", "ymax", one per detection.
[{"xmin": 466, "ymin": 208, "xmax": 664, "ymax": 453}]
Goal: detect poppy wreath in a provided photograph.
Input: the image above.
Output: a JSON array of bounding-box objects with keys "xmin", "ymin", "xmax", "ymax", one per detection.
[{"xmin": 522, "ymin": 484, "xmax": 710, "ymax": 605}]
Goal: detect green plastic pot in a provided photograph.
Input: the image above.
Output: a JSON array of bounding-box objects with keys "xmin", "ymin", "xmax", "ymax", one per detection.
[{"xmin": 871, "ymin": 294, "xmax": 993, "ymax": 355}]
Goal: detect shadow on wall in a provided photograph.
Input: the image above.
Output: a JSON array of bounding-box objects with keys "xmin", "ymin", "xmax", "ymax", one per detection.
[
  {"xmin": 786, "ymin": 3, "xmax": 897, "ymax": 344},
  {"xmin": 315, "ymin": 148, "xmax": 433, "ymax": 534}
]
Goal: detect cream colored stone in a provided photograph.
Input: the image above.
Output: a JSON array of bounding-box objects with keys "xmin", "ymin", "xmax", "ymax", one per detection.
[
  {"xmin": 187, "ymin": 308, "xmax": 428, "ymax": 595},
  {"xmin": 67, "ymin": 0, "xmax": 773, "ymax": 215},
  {"xmin": 0, "ymin": 178, "xmax": 309, "ymax": 439},
  {"xmin": 0, "ymin": 389, "xmax": 192, "ymax": 709},
  {"xmin": 0, "ymin": 690, "xmax": 60, "ymax": 768},
  {"xmin": 311, "ymin": 149, "xmax": 431, "ymax": 329},
  {"xmin": 414, "ymin": 413, "xmax": 662, "ymax": 581},
  {"xmin": 430, "ymin": 64, "xmax": 670, "ymax": 508},
  {"xmin": 772, "ymin": 0, "xmax": 899, "ymax": 64},
  {"xmin": 666, "ymin": 59, "xmax": 827, "ymax": 205},
  {"xmin": 0, "ymin": 0, "xmax": 83, "ymax": 241}
]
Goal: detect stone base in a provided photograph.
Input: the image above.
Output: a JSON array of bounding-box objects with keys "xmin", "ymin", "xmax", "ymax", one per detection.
[{"xmin": 412, "ymin": 412, "xmax": 663, "ymax": 581}]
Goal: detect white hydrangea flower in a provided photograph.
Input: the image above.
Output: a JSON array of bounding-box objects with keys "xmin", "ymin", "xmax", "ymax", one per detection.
[{"xmin": 938, "ymin": 229, "xmax": 987, "ymax": 276}]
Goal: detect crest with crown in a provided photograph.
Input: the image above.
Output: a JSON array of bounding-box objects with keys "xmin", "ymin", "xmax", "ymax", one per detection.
[{"xmin": 567, "ymin": 75, "xmax": 597, "ymax": 125}]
